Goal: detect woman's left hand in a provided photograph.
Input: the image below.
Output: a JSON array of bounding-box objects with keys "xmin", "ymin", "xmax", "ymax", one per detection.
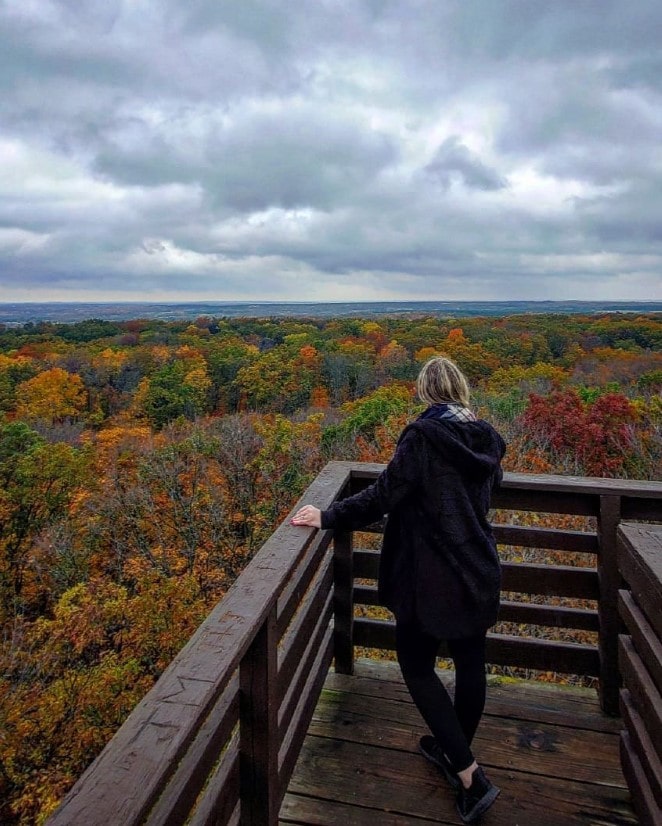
[{"xmin": 291, "ymin": 505, "xmax": 321, "ymax": 528}]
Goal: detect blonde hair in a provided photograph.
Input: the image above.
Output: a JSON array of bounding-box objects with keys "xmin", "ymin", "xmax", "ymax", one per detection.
[{"xmin": 416, "ymin": 356, "xmax": 470, "ymax": 407}]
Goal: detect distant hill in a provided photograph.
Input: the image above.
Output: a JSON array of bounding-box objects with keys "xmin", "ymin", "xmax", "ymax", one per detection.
[{"xmin": 1, "ymin": 299, "xmax": 661, "ymax": 324}]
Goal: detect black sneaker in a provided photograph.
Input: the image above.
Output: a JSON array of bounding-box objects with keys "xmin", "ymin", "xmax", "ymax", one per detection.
[
  {"xmin": 418, "ymin": 736, "xmax": 461, "ymax": 791},
  {"xmin": 456, "ymin": 766, "xmax": 500, "ymax": 823}
]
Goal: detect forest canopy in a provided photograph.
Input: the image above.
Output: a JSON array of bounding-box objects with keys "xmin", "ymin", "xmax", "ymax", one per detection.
[{"xmin": 0, "ymin": 311, "xmax": 660, "ymax": 823}]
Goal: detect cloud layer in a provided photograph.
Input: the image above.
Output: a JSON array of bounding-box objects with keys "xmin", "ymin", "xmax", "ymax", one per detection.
[{"xmin": 1, "ymin": 0, "xmax": 660, "ymax": 300}]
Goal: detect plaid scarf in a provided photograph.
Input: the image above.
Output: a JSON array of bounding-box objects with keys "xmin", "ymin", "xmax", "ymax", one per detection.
[{"xmin": 419, "ymin": 403, "xmax": 477, "ymax": 423}]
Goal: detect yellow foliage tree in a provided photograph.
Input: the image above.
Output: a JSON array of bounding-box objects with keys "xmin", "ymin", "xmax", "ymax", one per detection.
[
  {"xmin": 91, "ymin": 349, "xmax": 128, "ymax": 372},
  {"xmin": 16, "ymin": 368, "xmax": 87, "ymax": 422},
  {"xmin": 488, "ymin": 363, "xmax": 568, "ymax": 392},
  {"xmin": 183, "ymin": 365, "xmax": 212, "ymax": 397}
]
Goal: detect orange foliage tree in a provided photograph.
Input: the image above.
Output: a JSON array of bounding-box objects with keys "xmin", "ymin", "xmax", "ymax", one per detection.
[
  {"xmin": 15, "ymin": 368, "xmax": 87, "ymax": 423},
  {"xmin": 415, "ymin": 328, "xmax": 499, "ymax": 382}
]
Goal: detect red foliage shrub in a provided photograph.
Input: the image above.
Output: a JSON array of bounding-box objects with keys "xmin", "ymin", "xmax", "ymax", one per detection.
[{"xmin": 523, "ymin": 389, "xmax": 638, "ymax": 477}]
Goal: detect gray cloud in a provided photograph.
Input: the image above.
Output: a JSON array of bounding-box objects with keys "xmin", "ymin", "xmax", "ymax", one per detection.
[
  {"xmin": 0, "ymin": 0, "xmax": 661, "ymax": 300},
  {"xmin": 425, "ymin": 137, "xmax": 507, "ymax": 191},
  {"xmin": 91, "ymin": 104, "xmax": 397, "ymax": 211}
]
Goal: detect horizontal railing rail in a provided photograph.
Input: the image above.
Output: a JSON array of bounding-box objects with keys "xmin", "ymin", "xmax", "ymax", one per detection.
[
  {"xmin": 47, "ymin": 462, "xmax": 662, "ymax": 826},
  {"xmin": 617, "ymin": 523, "xmax": 662, "ymax": 826}
]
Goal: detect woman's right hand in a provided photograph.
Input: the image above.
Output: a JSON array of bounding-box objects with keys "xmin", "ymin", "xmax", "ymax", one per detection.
[{"xmin": 290, "ymin": 505, "xmax": 321, "ymax": 528}]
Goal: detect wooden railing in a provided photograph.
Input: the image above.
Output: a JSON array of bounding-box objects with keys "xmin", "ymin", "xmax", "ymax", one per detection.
[
  {"xmin": 617, "ymin": 524, "xmax": 662, "ymax": 826},
  {"xmin": 47, "ymin": 463, "xmax": 662, "ymax": 826},
  {"xmin": 346, "ymin": 466, "xmax": 662, "ymax": 716}
]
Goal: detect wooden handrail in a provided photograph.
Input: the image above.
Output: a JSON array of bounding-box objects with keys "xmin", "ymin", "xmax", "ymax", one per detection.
[{"xmin": 47, "ymin": 464, "xmax": 662, "ymax": 826}]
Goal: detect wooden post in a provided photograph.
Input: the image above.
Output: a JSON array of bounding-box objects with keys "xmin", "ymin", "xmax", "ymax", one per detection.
[
  {"xmin": 333, "ymin": 527, "xmax": 354, "ymax": 675},
  {"xmin": 240, "ymin": 606, "xmax": 279, "ymax": 826},
  {"xmin": 597, "ymin": 494, "xmax": 623, "ymax": 716}
]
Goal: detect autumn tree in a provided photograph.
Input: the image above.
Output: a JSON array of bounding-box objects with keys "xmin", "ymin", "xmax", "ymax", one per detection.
[
  {"xmin": 249, "ymin": 413, "xmax": 324, "ymax": 528},
  {"xmin": 232, "ymin": 345, "xmax": 319, "ymax": 412},
  {"xmin": 139, "ymin": 359, "xmax": 211, "ymax": 428},
  {"xmin": 487, "ymin": 363, "xmax": 568, "ymax": 393},
  {"xmin": 205, "ymin": 337, "xmax": 259, "ymax": 412},
  {"xmin": 0, "ymin": 355, "xmax": 37, "ymax": 413},
  {"xmin": 322, "ymin": 384, "xmax": 417, "ymax": 459},
  {"xmin": 0, "ymin": 421, "xmax": 87, "ymax": 622},
  {"xmin": 82, "ymin": 348, "xmax": 131, "ymax": 421},
  {"xmin": 522, "ymin": 389, "xmax": 642, "ymax": 477},
  {"xmin": 415, "ymin": 328, "xmax": 499, "ymax": 382},
  {"xmin": 15, "ymin": 367, "xmax": 87, "ymax": 423},
  {"xmin": 322, "ymin": 338, "xmax": 378, "ymax": 403},
  {"xmin": 0, "ymin": 571, "xmax": 209, "ymax": 824},
  {"xmin": 376, "ymin": 340, "xmax": 414, "ymax": 382}
]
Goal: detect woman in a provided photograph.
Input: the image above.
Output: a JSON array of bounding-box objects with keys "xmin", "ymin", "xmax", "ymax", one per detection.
[{"xmin": 291, "ymin": 356, "xmax": 506, "ymax": 824}]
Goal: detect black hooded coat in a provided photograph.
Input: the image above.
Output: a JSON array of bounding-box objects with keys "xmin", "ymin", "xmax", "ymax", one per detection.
[{"xmin": 321, "ymin": 415, "xmax": 506, "ymax": 639}]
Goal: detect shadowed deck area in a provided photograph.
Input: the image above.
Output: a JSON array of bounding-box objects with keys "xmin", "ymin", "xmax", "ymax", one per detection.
[{"xmin": 282, "ymin": 659, "xmax": 636, "ymax": 826}]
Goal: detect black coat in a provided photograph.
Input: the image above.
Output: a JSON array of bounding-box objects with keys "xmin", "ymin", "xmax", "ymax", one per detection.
[{"xmin": 321, "ymin": 416, "xmax": 506, "ymax": 639}]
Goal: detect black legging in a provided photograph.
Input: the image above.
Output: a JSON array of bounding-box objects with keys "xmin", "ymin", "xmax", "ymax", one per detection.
[{"xmin": 396, "ymin": 622, "xmax": 487, "ymax": 774}]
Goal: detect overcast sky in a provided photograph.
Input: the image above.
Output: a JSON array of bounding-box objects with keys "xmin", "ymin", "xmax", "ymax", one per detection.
[{"xmin": 1, "ymin": 0, "xmax": 661, "ymax": 302}]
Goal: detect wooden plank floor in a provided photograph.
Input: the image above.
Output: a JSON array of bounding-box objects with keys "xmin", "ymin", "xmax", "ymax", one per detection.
[{"xmin": 281, "ymin": 659, "xmax": 637, "ymax": 826}]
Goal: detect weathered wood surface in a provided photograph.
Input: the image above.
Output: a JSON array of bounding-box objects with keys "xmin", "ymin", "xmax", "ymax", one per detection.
[
  {"xmin": 333, "ymin": 524, "xmax": 355, "ymax": 675},
  {"xmin": 327, "ymin": 660, "xmax": 622, "ymax": 734},
  {"xmin": 492, "ymin": 524, "xmax": 598, "ymax": 553},
  {"xmin": 620, "ymin": 690, "xmax": 662, "ymax": 808},
  {"xmin": 278, "ymin": 628, "xmax": 334, "ymax": 795},
  {"xmin": 598, "ymin": 494, "xmax": 623, "ymax": 715},
  {"xmin": 618, "ymin": 632, "xmax": 662, "ymax": 823},
  {"xmin": 143, "ymin": 676, "xmax": 239, "ymax": 826},
  {"xmin": 619, "ymin": 636, "xmax": 662, "ymax": 765},
  {"xmin": 340, "ymin": 461, "xmax": 662, "ymax": 498},
  {"xmin": 618, "ymin": 524, "xmax": 662, "ymax": 643},
  {"xmin": 240, "ymin": 606, "xmax": 279, "ymax": 826},
  {"xmin": 621, "ymin": 732, "xmax": 660, "ymax": 826},
  {"xmin": 277, "ymin": 530, "xmax": 333, "ymax": 636},
  {"xmin": 282, "ymin": 658, "xmax": 636, "ymax": 825},
  {"xmin": 187, "ymin": 734, "xmax": 239, "ymax": 826},
  {"xmin": 278, "ymin": 595, "xmax": 333, "ymax": 740},
  {"xmin": 354, "ymin": 584, "xmax": 599, "ymax": 631},
  {"xmin": 277, "ymin": 554, "xmax": 333, "ymax": 701},
  {"xmin": 617, "ymin": 524, "xmax": 662, "ymax": 826},
  {"xmin": 619, "ymin": 589, "xmax": 662, "ymax": 698},
  {"xmin": 501, "ymin": 561, "xmax": 598, "ymax": 598},
  {"xmin": 497, "ymin": 599, "xmax": 598, "ymax": 630},
  {"xmin": 353, "ymin": 617, "xmax": 600, "ymax": 676},
  {"xmin": 355, "ymin": 550, "xmax": 599, "ymax": 599}
]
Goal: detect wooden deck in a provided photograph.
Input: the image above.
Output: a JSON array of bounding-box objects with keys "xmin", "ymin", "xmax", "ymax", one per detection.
[{"xmin": 282, "ymin": 659, "xmax": 637, "ymax": 826}]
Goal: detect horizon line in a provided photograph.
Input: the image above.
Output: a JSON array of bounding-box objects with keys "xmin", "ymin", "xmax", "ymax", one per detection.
[{"xmin": 1, "ymin": 299, "xmax": 660, "ymax": 306}]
